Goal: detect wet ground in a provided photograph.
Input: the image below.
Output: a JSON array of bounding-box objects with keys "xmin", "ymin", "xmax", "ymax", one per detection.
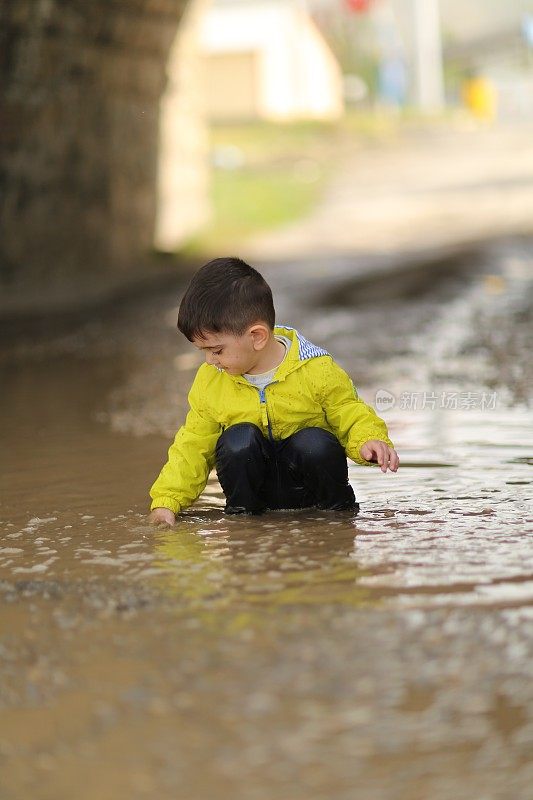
[{"xmin": 1, "ymin": 236, "xmax": 532, "ymax": 800}]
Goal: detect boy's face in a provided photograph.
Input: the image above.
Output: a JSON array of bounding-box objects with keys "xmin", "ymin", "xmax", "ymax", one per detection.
[{"xmin": 192, "ymin": 328, "xmax": 265, "ymax": 375}]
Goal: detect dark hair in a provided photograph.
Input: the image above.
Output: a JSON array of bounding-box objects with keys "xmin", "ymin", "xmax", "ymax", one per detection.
[{"xmin": 177, "ymin": 257, "xmax": 275, "ymax": 341}]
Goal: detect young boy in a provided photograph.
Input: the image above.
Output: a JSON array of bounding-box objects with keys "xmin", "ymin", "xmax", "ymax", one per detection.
[{"xmin": 148, "ymin": 257, "xmax": 399, "ymax": 525}]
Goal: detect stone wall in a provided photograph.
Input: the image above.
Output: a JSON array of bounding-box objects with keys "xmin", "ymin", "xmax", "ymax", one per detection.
[{"xmin": 0, "ymin": 0, "xmax": 207, "ymax": 317}]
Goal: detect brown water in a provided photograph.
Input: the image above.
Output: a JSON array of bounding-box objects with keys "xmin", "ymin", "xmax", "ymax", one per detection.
[{"xmin": 1, "ymin": 240, "xmax": 532, "ymax": 800}]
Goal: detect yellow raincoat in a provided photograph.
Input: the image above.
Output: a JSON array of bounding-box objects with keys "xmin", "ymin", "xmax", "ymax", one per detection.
[{"xmin": 149, "ymin": 326, "xmax": 393, "ymax": 513}]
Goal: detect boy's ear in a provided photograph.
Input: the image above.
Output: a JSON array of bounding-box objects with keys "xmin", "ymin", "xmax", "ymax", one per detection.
[{"xmin": 248, "ymin": 323, "xmax": 270, "ymax": 350}]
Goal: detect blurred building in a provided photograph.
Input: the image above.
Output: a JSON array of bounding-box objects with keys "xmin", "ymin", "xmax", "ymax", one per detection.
[{"xmin": 199, "ymin": 0, "xmax": 345, "ymax": 122}]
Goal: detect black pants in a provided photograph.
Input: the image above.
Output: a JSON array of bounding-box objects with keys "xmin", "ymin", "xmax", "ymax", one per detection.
[{"xmin": 215, "ymin": 423, "xmax": 357, "ymax": 514}]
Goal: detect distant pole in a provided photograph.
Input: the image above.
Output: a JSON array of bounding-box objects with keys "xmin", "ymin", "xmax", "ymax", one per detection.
[{"xmin": 412, "ymin": 0, "xmax": 445, "ymax": 112}]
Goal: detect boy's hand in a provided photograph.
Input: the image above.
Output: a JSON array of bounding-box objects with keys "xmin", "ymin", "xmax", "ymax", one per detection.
[
  {"xmin": 360, "ymin": 440, "xmax": 399, "ymax": 473},
  {"xmin": 147, "ymin": 507, "xmax": 176, "ymax": 526}
]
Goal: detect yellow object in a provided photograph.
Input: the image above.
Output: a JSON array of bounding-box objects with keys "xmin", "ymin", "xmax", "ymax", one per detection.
[
  {"xmin": 149, "ymin": 326, "xmax": 393, "ymax": 513},
  {"xmin": 462, "ymin": 76, "xmax": 497, "ymax": 121}
]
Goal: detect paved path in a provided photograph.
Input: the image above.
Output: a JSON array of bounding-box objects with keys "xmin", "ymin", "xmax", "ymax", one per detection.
[{"xmin": 243, "ymin": 121, "xmax": 533, "ymax": 273}]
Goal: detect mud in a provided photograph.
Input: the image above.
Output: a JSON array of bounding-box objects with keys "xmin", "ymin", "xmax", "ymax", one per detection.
[{"xmin": 1, "ymin": 236, "xmax": 532, "ymax": 800}]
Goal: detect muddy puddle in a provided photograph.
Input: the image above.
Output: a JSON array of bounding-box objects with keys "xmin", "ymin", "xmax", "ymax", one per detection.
[{"xmin": 1, "ymin": 238, "xmax": 532, "ymax": 799}]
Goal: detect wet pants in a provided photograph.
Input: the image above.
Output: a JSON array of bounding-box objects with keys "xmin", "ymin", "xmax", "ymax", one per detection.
[{"xmin": 215, "ymin": 423, "xmax": 358, "ymax": 514}]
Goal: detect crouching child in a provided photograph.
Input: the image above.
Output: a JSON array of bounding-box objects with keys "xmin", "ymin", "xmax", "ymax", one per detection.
[{"xmin": 148, "ymin": 257, "xmax": 399, "ymax": 524}]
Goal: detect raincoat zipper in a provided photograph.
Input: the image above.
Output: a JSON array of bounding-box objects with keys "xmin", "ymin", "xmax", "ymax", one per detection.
[
  {"xmin": 259, "ymin": 382, "xmax": 282, "ymax": 503},
  {"xmin": 258, "ymin": 383, "xmax": 277, "ymax": 441}
]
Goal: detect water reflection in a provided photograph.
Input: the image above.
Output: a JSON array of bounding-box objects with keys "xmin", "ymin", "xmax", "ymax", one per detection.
[{"xmin": 151, "ymin": 516, "xmax": 370, "ymax": 620}]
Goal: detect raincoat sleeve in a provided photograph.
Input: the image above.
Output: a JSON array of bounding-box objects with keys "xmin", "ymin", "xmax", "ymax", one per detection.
[
  {"xmin": 320, "ymin": 359, "xmax": 394, "ymax": 466},
  {"xmin": 149, "ymin": 368, "xmax": 222, "ymax": 513}
]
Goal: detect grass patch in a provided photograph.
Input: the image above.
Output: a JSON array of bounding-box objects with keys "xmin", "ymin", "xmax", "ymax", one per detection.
[
  {"xmin": 185, "ymin": 165, "xmax": 327, "ymax": 255},
  {"xmin": 213, "ymin": 167, "xmax": 323, "ymax": 236}
]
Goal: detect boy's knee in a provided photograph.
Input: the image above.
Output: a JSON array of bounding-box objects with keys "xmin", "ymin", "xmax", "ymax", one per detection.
[
  {"xmin": 217, "ymin": 423, "xmax": 264, "ymax": 456},
  {"xmin": 289, "ymin": 427, "xmax": 343, "ymax": 461}
]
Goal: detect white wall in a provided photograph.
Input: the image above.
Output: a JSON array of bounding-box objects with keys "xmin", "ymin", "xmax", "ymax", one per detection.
[{"xmin": 201, "ymin": 0, "xmax": 344, "ymax": 121}]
